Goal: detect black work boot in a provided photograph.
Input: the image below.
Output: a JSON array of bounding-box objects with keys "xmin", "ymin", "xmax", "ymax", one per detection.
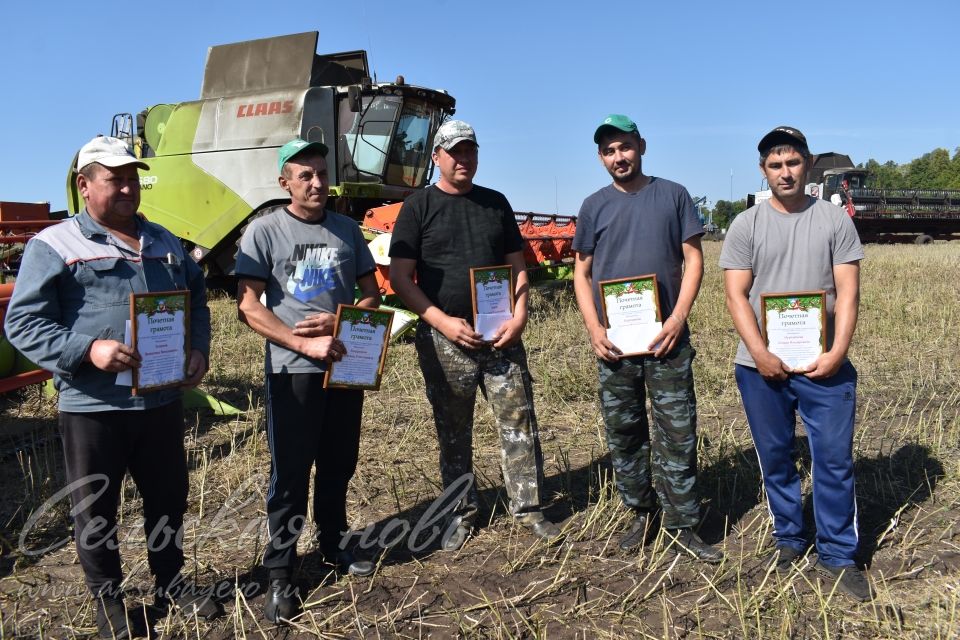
[
  {"xmin": 155, "ymin": 575, "xmax": 224, "ymax": 620},
  {"xmin": 665, "ymin": 528, "xmax": 724, "ymax": 564},
  {"xmin": 619, "ymin": 512, "xmax": 653, "ymax": 551},
  {"xmin": 95, "ymin": 593, "xmax": 148, "ymax": 639},
  {"xmin": 263, "ymin": 576, "xmax": 300, "ymax": 624}
]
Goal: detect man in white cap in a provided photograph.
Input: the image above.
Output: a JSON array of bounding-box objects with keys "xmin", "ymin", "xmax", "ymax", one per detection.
[
  {"xmin": 5, "ymin": 136, "xmax": 219, "ymax": 638},
  {"xmin": 389, "ymin": 120, "xmax": 561, "ymax": 552},
  {"xmin": 235, "ymin": 138, "xmax": 380, "ymax": 624}
]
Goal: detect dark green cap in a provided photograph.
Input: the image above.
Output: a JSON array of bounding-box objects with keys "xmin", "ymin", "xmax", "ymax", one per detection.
[
  {"xmin": 278, "ymin": 138, "xmax": 329, "ymax": 172},
  {"xmin": 593, "ymin": 114, "xmax": 640, "ymax": 143}
]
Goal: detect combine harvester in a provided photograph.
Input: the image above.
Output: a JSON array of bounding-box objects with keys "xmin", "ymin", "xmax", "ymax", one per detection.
[
  {"xmin": 66, "ymin": 31, "xmax": 576, "ymax": 290},
  {"xmin": 0, "ymin": 202, "xmax": 59, "ymax": 394},
  {"xmin": 748, "ymin": 152, "xmax": 960, "ymax": 243}
]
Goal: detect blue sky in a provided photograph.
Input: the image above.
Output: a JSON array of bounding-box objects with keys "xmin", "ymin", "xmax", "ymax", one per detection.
[{"xmin": 2, "ymin": 0, "xmax": 958, "ymax": 215}]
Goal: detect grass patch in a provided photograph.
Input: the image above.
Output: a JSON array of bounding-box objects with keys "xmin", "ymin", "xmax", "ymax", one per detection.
[{"xmin": 0, "ymin": 242, "xmax": 958, "ymax": 638}]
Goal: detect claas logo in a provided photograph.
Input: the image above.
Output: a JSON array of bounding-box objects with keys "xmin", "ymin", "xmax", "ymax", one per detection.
[{"xmin": 236, "ymin": 100, "xmax": 294, "ymax": 118}]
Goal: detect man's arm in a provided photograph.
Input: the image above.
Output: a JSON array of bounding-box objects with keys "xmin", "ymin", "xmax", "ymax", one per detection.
[
  {"xmin": 389, "ymin": 257, "xmax": 484, "ymax": 348},
  {"xmin": 649, "ymin": 235, "xmax": 704, "ymax": 357},
  {"xmin": 492, "ymin": 250, "xmax": 529, "ymax": 349},
  {"xmin": 723, "ymin": 268, "xmax": 790, "ymax": 380},
  {"xmin": 804, "ymin": 261, "xmax": 860, "ymax": 379},
  {"xmin": 237, "ymin": 279, "xmax": 344, "ymax": 361},
  {"xmin": 4, "ymin": 238, "xmax": 140, "ymax": 376},
  {"xmin": 573, "ymin": 252, "xmax": 620, "ymax": 362}
]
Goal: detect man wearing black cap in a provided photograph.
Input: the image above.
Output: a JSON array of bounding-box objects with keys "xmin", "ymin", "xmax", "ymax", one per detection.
[
  {"xmin": 235, "ymin": 138, "xmax": 381, "ymax": 623},
  {"xmin": 719, "ymin": 127, "xmax": 872, "ymax": 600},
  {"xmin": 5, "ymin": 135, "xmax": 220, "ymax": 637},
  {"xmin": 573, "ymin": 115, "xmax": 722, "ymax": 563}
]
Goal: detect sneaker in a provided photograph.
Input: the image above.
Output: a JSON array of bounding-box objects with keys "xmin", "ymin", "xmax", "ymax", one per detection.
[
  {"xmin": 665, "ymin": 528, "xmax": 724, "ymax": 564},
  {"xmin": 155, "ymin": 579, "xmax": 224, "ymax": 620},
  {"xmin": 815, "ymin": 561, "xmax": 875, "ymax": 602},
  {"xmin": 619, "ymin": 513, "xmax": 653, "ymax": 551},
  {"xmin": 263, "ymin": 577, "xmax": 300, "ymax": 624},
  {"xmin": 95, "ymin": 594, "xmax": 148, "ymax": 639},
  {"xmin": 772, "ymin": 545, "xmax": 803, "ymax": 572}
]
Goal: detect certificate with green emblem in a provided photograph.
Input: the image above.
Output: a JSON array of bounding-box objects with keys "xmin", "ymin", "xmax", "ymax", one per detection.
[
  {"xmin": 130, "ymin": 290, "xmax": 190, "ymax": 394},
  {"xmin": 598, "ymin": 275, "xmax": 662, "ymax": 356},
  {"xmin": 324, "ymin": 305, "xmax": 394, "ymax": 390},
  {"xmin": 470, "ymin": 265, "xmax": 514, "ymax": 341},
  {"xmin": 760, "ymin": 291, "xmax": 826, "ymax": 371}
]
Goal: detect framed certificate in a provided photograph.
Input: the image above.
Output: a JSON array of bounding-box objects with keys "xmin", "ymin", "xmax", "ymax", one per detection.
[
  {"xmin": 760, "ymin": 290, "xmax": 826, "ymax": 371},
  {"xmin": 470, "ymin": 265, "xmax": 514, "ymax": 341},
  {"xmin": 130, "ymin": 290, "xmax": 190, "ymax": 394},
  {"xmin": 324, "ymin": 305, "xmax": 394, "ymax": 390},
  {"xmin": 598, "ymin": 275, "xmax": 662, "ymax": 357}
]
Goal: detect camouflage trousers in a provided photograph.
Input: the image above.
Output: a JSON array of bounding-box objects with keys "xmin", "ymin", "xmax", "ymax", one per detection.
[
  {"xmin": 415, "ymin": 322, "xmax": 545, "ymax": 526},
  {"xmin": 597, "ymin": 341, "xmax": 700, "ymax": 529}
]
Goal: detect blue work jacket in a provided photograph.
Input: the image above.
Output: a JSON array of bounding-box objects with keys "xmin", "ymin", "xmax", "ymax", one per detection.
[{"xmin": 4, "ymin": 210, "xmax": 210, "ymax": 412}]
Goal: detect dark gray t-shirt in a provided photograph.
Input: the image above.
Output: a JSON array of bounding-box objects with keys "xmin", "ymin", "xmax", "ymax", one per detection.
[
  {"xmin": 718, "ymin": 198, "xmax": 864, "ymax": 368},
  {"xmin": 573, "ymin": 178, "xmax": 704, "ymax": 328},
  {"xmin": 235, "ymin": 206, "xmax": 377, "ymax": 373}
]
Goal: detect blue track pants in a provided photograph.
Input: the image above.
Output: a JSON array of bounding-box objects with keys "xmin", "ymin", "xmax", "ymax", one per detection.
[{"xmin": 735, "ymin": 362, "xmax": 859, "ymax": 567}]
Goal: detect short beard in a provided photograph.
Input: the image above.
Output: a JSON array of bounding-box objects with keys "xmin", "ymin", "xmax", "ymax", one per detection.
[{"xmin": 609, "ymin": 164, "xmax": 640, "ymax": 184}]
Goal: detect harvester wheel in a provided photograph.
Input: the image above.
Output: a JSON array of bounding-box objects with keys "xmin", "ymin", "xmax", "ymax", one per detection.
[{"xmin": 914, "ymin": 234, "xmax": 933, "ymax": 245}]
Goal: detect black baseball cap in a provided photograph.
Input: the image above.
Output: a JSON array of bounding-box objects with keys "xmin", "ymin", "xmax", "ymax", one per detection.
[{"xmin": 757, "ymin": 126, "xmax": 807, "ymax": 153}]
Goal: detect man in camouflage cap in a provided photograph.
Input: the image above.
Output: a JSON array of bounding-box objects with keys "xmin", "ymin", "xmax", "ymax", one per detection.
[
  {"xmin": 389, "ymin": 119, "xmax": 561, "ymax": 551},
  {"xmin": 572, "ymin": 115, "xmax": 722, "ymax": 563}
]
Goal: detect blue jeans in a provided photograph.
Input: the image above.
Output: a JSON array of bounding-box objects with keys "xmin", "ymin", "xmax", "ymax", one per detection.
[{"xmin": 735, "ymin": 362, "xmax": 859, "ymax": 567}]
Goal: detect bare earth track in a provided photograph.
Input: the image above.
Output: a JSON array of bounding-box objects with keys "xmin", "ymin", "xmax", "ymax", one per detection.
[{"xmin": 0, "ymin": 242, "xmax": 958, "ymax": 638}]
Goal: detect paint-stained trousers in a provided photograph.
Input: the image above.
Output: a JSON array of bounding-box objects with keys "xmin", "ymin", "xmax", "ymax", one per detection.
[
  {"xmin": 735, "ymin": 362, "xmax": 859, "ymax": 567},
  {"xmin": 597, "ymin": 342, "xmax": 701, "ymax": 529},
  {"xmin": 415, "ymin": 322, "xmax": 545, "ymax": 526}
]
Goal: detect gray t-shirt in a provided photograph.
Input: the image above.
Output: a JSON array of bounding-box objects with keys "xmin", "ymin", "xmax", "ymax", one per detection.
[
  {"xmin": 718, "ymin": 198, "xmax": 864, "ymax": 368},
  {"xmin": 573, "ymin": 178, "xmax": 704, "ymax": 330},
  {"xmin": 235, "ymin": 206, "xmax": 377, "ymax": 373}
]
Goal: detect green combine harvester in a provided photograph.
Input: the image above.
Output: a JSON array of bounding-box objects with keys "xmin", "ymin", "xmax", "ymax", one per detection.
[{"xmin": 66, "ymin": 31, "xmax": 457, "ymax": 280}]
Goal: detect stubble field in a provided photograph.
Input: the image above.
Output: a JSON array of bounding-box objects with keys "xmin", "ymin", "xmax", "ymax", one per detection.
[{"xmin": 0, "ymin": 242, "xmax": 959, "ymax": 639}]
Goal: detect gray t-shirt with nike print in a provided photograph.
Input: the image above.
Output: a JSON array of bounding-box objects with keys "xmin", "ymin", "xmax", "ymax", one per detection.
[{"xmin": 235, "ymin": 206, "xmax": 376, "ymax": 373}]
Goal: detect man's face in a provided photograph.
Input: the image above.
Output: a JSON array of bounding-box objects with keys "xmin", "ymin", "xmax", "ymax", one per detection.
[
  {"xmin": 279, "ymin": 154, "xmax": 329, "ymax": 212},
  {"xmin": 432, "ymin": 141, "xmax": 478, "ymax": 189},
  {"xmin": 760, "ymin": 148, "xmax": 809, "ymax": 202},
  {"xmin": 598, "ymin": 132, "xmax": 645, "ymax": 184},
  {"xmin": 77, "ymin": 164, "xmax": 141, "ymax": 220}
]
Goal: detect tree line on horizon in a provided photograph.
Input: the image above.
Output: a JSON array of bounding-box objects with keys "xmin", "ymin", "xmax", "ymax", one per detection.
[{"xmin": 703, "ymin": 146, "xmax": 960, "ymax": 230}]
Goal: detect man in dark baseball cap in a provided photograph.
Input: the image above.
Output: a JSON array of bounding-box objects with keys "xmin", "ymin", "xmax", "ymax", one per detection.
[
  {"xmin": 720, "ymin": 126, "xmax": 870, "ymax": 600},
  {"xmin": 757, "ymin": 126, "xmax": 808, "ymax": 155}
]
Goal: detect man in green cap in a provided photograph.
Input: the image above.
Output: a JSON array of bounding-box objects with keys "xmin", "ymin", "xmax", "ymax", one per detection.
[
  {"xmin": 573, "ymin": 115, "xmax": 722, "ymax": 563},
  {"xmin": 235, "ymin": 138, "xmax": 381, "ymax": 624}
]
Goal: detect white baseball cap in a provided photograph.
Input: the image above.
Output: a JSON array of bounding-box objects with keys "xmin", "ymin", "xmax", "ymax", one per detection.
[{"xmin": 77, "ymin": 136, "xmax": 150, "ymax": 171}]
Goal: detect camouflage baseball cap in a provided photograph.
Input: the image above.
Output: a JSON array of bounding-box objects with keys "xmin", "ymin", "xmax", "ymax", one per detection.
[
  {"xmin": 433, "ymin": 120, "xmax": 478, "ymax": 151},
  {"xmin": 594, "ymin": 114, "xmax": 640, "ymax": 143},
  {"xmin": 278, "ymin": 138, "xmax": 329, "ymax": 172}
]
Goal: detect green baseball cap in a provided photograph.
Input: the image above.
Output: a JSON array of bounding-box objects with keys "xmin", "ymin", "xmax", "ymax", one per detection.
[
  {"xmin": 277, "ymin": 138, "xmax": 329, "ymax": 172},
  {"xmin": 593, "ymin": 114, "xmax": 640, "ymax": 143}
]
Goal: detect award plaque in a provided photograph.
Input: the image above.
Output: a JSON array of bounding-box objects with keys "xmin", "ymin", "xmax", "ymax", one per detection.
[
  {"xmin": 470, "ymin": 265, "xmax": 514, "ymax": 341},
  {"xmin": 598, "ymin": 275, "xmax": 662, "ymax": 356},
  {"xmin": 324, "ymin": 305, "xmax": 394, "ymax": 390},
  {"xmin": 130, "ymin": 290, "xmax": 190, "ymax": 394},
  {"xmin": 760, "ymin": 290, "xmax": 827, "ymax": 370}
]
